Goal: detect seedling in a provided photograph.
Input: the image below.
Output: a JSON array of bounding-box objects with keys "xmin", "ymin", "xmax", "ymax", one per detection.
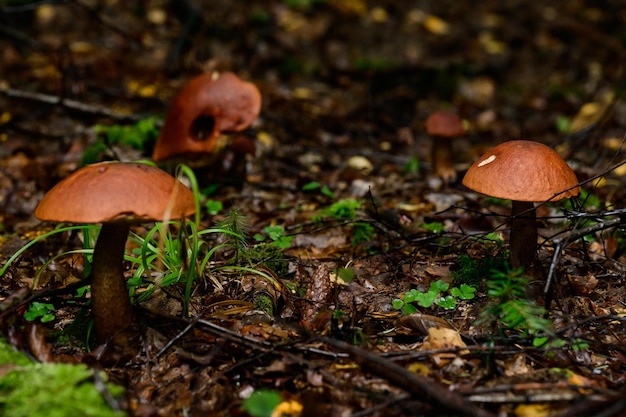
[
  {"xmin": 324, "ymin": 198, "xmax": 360, "ymax": 220},
  {"xmin": 402, "ymin": 156, "xmax": 420, "ymax": 174},
  {"xmin": 24, "ymin": 302, "xmax": 55, "ymax": 323},
  {"xmin": 422, "ymin": 221, "xmax": 444, "ymax": 233},
  {"xmin": 475, "ymin": 267, "xmax": 553, "ymax": 339},
  {"xmin": 302, "ymin": 181, "xmax": 335, "ymax": 199},
  {"xmin": 205, "ymin": 199, "xmax": 223, "ymax": 216},
  {"xmin": 452, "ymin": 253, "xmax": 507, "ymax": 288},
  {"xmin": 393, "ymin": 279, "xmax": 476, "ymax": 314},
  {"xmin": 241, "ymin": 389, "xmax": 282, "ymax": 417},
  {"xmin": 253, "ymin": 225, "xmax": 292, "ymax": 250}
]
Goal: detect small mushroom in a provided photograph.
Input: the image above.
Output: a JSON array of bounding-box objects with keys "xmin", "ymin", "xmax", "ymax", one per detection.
[
  {"xmin": 152, "ymin": 71, "xmax": 262, "ymax": 163},
  {"xmin": 425, "ymin": 110, "xmax": 465, "ymax": 183},
  {"xmin": 34, "ymin": 162, "xmax": 195, "ymax": 346},
  {"xmin": 462, "ymin": 140, "xmax": 579, "ymax": 271}
]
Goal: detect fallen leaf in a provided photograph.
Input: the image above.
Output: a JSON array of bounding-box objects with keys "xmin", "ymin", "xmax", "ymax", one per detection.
[
  {"xmin": 396, "ymin": 313, "xmax": 453, "ymax": 335},
  {"xmin": 514, "ymin": 404, "xmax": 551, "ymax": 417}
]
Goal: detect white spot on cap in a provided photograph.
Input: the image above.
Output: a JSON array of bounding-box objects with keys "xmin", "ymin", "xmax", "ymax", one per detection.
[{"xmin": 478, "ymin": 154, "xmax": 496, "ymax": 167}]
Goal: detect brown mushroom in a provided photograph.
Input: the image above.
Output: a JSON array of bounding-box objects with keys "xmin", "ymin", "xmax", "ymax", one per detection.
[
  {"xmin": 34, "ymin": 162, "xmax": 195, "ymax": 346},
  {"xmin": 152, "ymin": 71, "xmax": 262, "ymax": 163},
  {"xmin": 426, "ymin": 110, "xmax": 465, "ymax": 183},
  {"xmin": 462, "ymin": 140, "xmax": 579, "ymax": 271}
]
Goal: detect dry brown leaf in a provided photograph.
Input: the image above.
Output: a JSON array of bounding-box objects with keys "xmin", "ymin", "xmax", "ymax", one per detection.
[
  {"xmin": 422, "ymin": 327, "xmax": 467, "ymax": 351},
  {"xmin": 501, "ymin": 353, "xmax": 531, "ymax": 377},
  {"xmin": 396, "ymin": 313, "xmax": 453, "ymax": 335},
  {"xmin": 421, "ymin": 327, "xmax": 469, "ymax": 367},
  {"xmin": 301, "ymin": 264, "xmax": 333, "ymax": 331}
]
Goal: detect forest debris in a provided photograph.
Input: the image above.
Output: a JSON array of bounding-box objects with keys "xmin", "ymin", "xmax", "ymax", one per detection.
[
  {"xmin": 301, "ymin": 264, "xmax": 333, "ymax": 331},
  {"xmin": 513, "ymin": 404, "xmax": 551, "ymax": 417},
  {"xmin": 420, "ymin": 327, "xmax": 469, "ymax": 367},
  {"xmin": 396, "ymin": 313, "xmax": 453, "ymax": 335}
]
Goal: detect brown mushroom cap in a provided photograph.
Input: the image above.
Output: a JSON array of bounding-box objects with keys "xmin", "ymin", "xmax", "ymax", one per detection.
[
  {"xmin": 462, "ymin": 140, "xmax": 579, "ymax": 202},
  {"xmin": 35, "ymin": 162, "xmax": 196, "ymax": 223},
  {"xmin": 152, "ymin": 71, "xmax": 262, "ymax": 162},
  {"xmin": 425, "ymin": 110, "xmax": 464, "ymax": 137}
]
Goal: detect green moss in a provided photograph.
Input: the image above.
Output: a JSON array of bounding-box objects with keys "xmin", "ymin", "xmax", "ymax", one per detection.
[{"xmin": 0, "ymin": 339, "xmax": 126, "ymax": 417}]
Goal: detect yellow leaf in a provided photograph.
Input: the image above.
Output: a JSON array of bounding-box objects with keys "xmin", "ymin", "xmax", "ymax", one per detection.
[
  {"xmin": 569, "ymin": 91, "xmax": 614, "ymax": 132},
  {"xmin": 514, "ymin": 404, "xmax": 551, "ymax": 417},
  {"xmin": 423, "ymin": 15, "xmax": 450, "ymax": 35},
  {"xmin": 138, "ymin": 84, "xmax": 157, "ymax": 98},
  {"xmin": 407, "ymin": 362, "xmax": 431, "ymax": 376},
  {"xmin": 272, "ymin": 400, "xmax": 303, "ymax": 417},
  {"xmin": 147, "ymin": 8, "xmax": 167, "ymax": 25},
  {"xmin": 0, "ymin": 112, "xmax": 11, "ymax": 124},
  {"xmin": 369, "ymin": 7, "xmax": 388, "ymax": 23}
]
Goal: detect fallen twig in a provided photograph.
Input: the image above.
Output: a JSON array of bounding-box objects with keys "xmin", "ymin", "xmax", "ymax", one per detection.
[
  {"xmin": 544, "ymin": 214, "xmax": 625, "ymax": 305},
  {"xmin": 315, "ymin": 334, "xmax": 496, "ymax": 417},
  {"xmin": 0, "ymin": 87, "xmax": 148, "ymax": 122}
]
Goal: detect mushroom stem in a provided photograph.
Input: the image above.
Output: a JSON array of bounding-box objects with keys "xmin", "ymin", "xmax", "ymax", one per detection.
[
  {"xmin": 91, "ymin": 222, "xmax": 136, "ymax": 343},
  {"xmin": 509, "ymin": 200, "xmax": 538, "ymax": 271},
  {"xmin": 431, "ymin": 139, "xmax": 456, "ymax": 183}
]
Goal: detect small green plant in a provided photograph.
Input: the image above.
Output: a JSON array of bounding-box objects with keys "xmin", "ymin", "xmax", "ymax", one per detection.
[
  {"xmin": 205, "ymin": 199, "xmax": 223, "ymax": 216},
  {"xmin": 477, "ymin": 232, "xmax": 504, "ymax": 246},
  {"xmin": 392, "ymin": 279, "xmax": 476, "ymax": 314},
  {"xmin": 241, "ymin": 389, "xmax": 282, "ymax": 417},
  {"xmin": 315, "ymin": 198, "xmax": 360, "ymax": 221},
  {"xmin": 302, "ymin": 181, "xmax": 335, "ymax": 198},
  {"xmin": 336, "ymin": 267, "xmax": 355, "ymax": 283},
  {"xmin": 475, "ymin": 267, "xmax": 553, "ymax": 339},
  {"xmin": 452, "ymin": 253, "xmax": 506, "ymax": 288},
  {"xmin": 253, "ymin": 225, "xmax": 292, "ymax": 250},
  {"xmin": 555, "ymin": 115, "xmax": 571, "ymax": 134},
  {"xmin": 450, "ymin": 284, "xmax": 477, "ymax": 300},
  {"xmin": 24, "ymin": 302, "xmax": 55, "ymax": 323},
  {"xmin": 563, "ymin": 188, "xmax": 601, "ymax": 211},
  {"xmin": 352, "ymin": 222, "xmax": 375, "ymax": 245},
  {"xmin": 313, "ymin": 198, "xmax": 376, "ymax": 247},
  {"xmin": 422, "ymin": 221, "xmax": 444, "ymax": 233},
  {"xmin": 402, "ymin": 156, "xmax": 420, "ymax": 174}
]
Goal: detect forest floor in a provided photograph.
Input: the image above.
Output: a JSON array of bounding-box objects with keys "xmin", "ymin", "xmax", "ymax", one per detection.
[{"xmin": 0, "ymin": 1, "xmax": 625, "ymax": 416}]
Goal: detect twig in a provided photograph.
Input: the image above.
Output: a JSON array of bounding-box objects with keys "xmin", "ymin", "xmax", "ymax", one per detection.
[
  {"xmin": 70, "ymin": 0, "xmax": 140, "ymax": 46},
  {"xmin": 0, "ymin": 87, "xmax": 148, "ymax": 122},
  {"xmin": 315, "ymin": 334, "xmax": 496, "ymax": 417},
  {"xmin": 544, "ymin": 215, "xmax": 625, "ymax": 304}
]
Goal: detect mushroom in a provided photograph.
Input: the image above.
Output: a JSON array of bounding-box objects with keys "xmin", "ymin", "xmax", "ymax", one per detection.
[
  {"xmin": 152, "ymin": 71, "xmax": 262, "ymax": 163},
  {"xmin": 425, "ymin": 110, "xmax": 465, "ymax": 183},
  {"xmin": 34, "ymin": 162, "xmax": 195, "ymax": 346},
  {"xmin": 462, "ymin": 140, "xmax": 579, "ymax": 271}
]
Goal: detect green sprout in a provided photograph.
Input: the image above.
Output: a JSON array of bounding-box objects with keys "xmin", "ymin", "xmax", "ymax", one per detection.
[
  {"xmin": 402, "ymin": 156, "xmax": 420, "ymax": 174},
  {"xmin": 253, "ymin": 225, "xmax": 292, "ymax": 250},
  {"xmin": 241, "ymin": 390, "xmax": 282, "ymax": 417},
  {"xmin": 24, "ymin": 302, "xmax": 56, "ymax": 323},
  {"xmin": 475, "ymin": 267, "xmax": 553, "ymax": 339},
  {"xmin": 393, "ymin": 279, "xmax": 476, "ymax": 314},
  {"xmin": 302, "ymin": 181, "xmax": 335, "ymax": 199}
]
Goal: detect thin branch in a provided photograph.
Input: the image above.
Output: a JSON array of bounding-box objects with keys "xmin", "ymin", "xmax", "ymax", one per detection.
[
  {"xmin": 544, "ymin": 215, "xmax": 625, "ymax": 303},
  {"xmin": 0, "ymin": 87, "xmax": 149, "ymax": 122},
  {"xmin": 315, "ymin": 334, "xmax": 496, "ymax": 417}
]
